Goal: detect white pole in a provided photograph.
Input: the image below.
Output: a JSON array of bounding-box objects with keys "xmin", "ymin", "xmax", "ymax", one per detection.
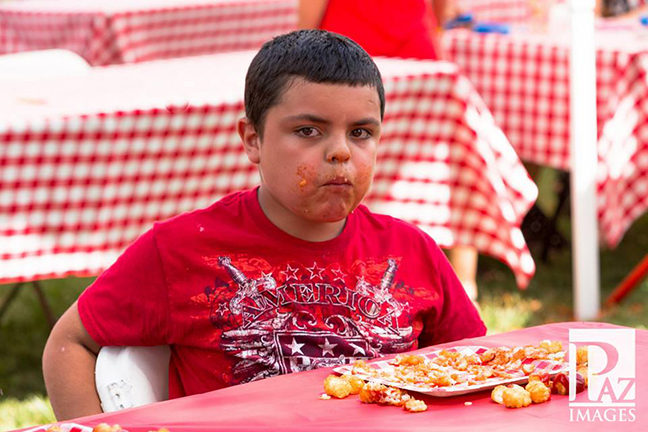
[{"xmin": 568, "ymin": 0, "xmax": 599, "ymax": 320}]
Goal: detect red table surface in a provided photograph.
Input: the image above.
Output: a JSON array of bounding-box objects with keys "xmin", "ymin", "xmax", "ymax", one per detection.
[{"xmin": 26, "ymin": 322, "xmax": 647, "ymax": 432}]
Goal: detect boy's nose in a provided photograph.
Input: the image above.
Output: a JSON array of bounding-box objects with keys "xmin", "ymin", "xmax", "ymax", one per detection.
[{"xmin": 325, "ymin": 136, "xmax": 351, "ymax": 163}]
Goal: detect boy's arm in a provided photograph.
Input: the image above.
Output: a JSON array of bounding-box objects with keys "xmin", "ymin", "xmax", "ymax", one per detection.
[
  {"xmin": 43, "ymin": 300, "xmax": 103, "ymax": 420},
  {"xmin": 418, "ymin": 242, "xmax": 486, "ymax": 347},
  {"xmin": 431, "ymin": 0, "xmax": 449, "ymax": 24},
  {"xmin": 297, "ymin": 0, "xmax": 328, "ymax": 29}
]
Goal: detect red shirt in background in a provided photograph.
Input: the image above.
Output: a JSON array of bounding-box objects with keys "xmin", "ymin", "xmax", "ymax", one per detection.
[
  {"xmin": 79, "ymin": 188, "xmax": 485, "ymax": 398},
  {"xmin": 319, "ymin": 0, "xmax": 440, "ymax": 59}
]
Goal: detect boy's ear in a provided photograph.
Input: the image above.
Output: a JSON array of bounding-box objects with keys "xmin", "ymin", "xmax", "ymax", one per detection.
[{"xmin": 238, "ymin": 117, "xmax": 261, "ymax": 164}]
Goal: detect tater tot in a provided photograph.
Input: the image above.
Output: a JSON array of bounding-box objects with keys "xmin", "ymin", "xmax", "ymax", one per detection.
[
  {"xmin": 502, "ymin": 385, "xmax": 532, "ymax": 408},
  {"xmin": 576, "ymin": 346, "xmax": 588, "ymax": 366},
  {"xmin": 539, "ymin": 340, "xmax": 563, "ymax": 354},
  {"xmin": 323, "ymin": 375, "xmax": 352, "ymax": 399},
  {"xmin": 359, "ymin": 381, "xmax": 388, "ymax": 404},
  {"xmin": 343, "ymin": 374, "xmax": 365, "ymax": 394},
  {"xmin": 491, "ymin": 385, "xmax": 507, "ymax": 404},
  {"xmin": 93, "ymin": 424, "xmax": 123, "ymax": 432},
  {"xmin": 403, "ymin": 398, "xmax": 427, "ymax": 412},
  {"xmin": 526, "ymin": 380, "xmax": 551, "ymax": 404}
]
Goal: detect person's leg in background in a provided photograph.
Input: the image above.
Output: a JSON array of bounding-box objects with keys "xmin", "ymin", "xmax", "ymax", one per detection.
[{"xmin": 449, "ymin": 246, "xmax": 478, "ymax": 303}]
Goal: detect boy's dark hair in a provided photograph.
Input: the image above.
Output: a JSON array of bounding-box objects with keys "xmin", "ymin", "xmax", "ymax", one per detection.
[{"xmin": 244, "ymin": 30, "xmax": 385, "ymax": 136}]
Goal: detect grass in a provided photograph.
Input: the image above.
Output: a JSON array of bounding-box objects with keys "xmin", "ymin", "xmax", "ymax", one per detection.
[
  {"xmin": 0, "ymin": 277, "xmax": 92, "ymax": 431},
  {"xmin": 0, "ymin": 168, "xmax": 647, "ymax": 430},
  {"xmin": 0, "ymin": 396, "xmax": 55, "ymax": 432},
  {"xmin": 477, "ymin": 168, "xmax": 648, "ymax": 333}
]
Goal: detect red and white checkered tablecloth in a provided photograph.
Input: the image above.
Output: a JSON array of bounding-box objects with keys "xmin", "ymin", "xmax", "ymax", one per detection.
[
  {"xmin": 455, "ymin": 0, "xmax": 532, "ymax": 23},
  {"xmin": 444, "ymin": 26, "xmax": 648, "ymax": 247},
  {"xmin": 0, "ymin": 0, "xmax": 297, "ymax": 66},
  {"xmin": 0, "ymin": 52, "xmax": 537, "ymax": 287},
  {"xmin": 455, "ymin": 0, "xmax": 648, "ymax": 22}
]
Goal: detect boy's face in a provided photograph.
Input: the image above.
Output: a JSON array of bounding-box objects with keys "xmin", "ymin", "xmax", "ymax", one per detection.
[{"xmin": 241, "ymin": 78, "xmax": 381, "ymax": 225}]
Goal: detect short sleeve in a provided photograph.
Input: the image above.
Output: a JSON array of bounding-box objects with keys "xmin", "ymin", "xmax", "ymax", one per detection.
[
  {"xmin": 418, "ymin": 242, "xmax": 487, "ymax": 346},
  {"xmin": 78, "ymin": 227, "xmax": 171, "ymax": 347}
]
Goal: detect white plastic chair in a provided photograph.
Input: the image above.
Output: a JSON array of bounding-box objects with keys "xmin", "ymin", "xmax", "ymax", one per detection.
[
  {"xmin": 0, "ymin": 49, "xmax": 90, "ymax": 82},
  {"xmin": 95, "ymin": 346, "xmax": 171, "ymax": 412}
]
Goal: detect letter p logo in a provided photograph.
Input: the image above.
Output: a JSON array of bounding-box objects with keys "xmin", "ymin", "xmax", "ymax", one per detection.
[{"xmin": 569, "ymin": 329, "xmax": 635, "ymax": 406}]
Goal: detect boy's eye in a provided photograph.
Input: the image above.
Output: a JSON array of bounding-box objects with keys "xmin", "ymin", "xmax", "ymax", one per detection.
[
  {"xmin": 296, "ymin": 127, "xmax": 320, "ymax": 137},
  {"xmin": 350, "ymin": 128, "xmax": 371, "ymax": 139}
]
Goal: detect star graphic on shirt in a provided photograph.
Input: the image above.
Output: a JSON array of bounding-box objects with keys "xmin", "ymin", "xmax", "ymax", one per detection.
[
  {"xmin": 355, "ymin": 275, "xmax": 372, "ymax": 295},
  {"xmin": 287, "ymin": 338, "xmax": 305, "ymax": 355},
  {"xmin": 280, "ymin": 264, "xmax": 299, "ymax": 281},
  {"xmin": 306, "ymin": 262, "xmax": 325, "ymax": 280},
  {"xmin": 349, "ymin": 343, "xmax": 366, "ymax": 356},
  {"xmin": 216, "ymin": 302, "xmax": 229, "ymax": 316},
  {"xmin": 318, "ymin": 338, "xmax": 338, "ymax": 357},
  {"xmin": 356, "ymin": 275, "xmax": 372, "ymax": 288},
  {"xmin": 331, "ymin": 268, "xmax": 346, "ymax": 283},
  {"xmin": 261, "ymin": 271, "xmax": 274, "ymax": 279}
]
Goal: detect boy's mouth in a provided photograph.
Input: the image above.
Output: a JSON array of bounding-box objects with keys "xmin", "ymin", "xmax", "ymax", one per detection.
[{"xmin": 323, "ymin": 176, "xmax": 352, "ymax": 186}]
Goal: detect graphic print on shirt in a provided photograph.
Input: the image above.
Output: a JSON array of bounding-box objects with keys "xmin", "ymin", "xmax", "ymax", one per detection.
[{"xmin": 205, "ymin": 256, "xmax": 414, "ymax": 384}]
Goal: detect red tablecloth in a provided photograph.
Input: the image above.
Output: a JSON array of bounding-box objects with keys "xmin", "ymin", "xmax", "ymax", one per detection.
[
  {"xmin": 444, "ymin": 26, "xmax": 648, "ymax": 248},
  {"xmin": 23, "ymin": 322, "xmax": 648, "ymax": 431},
  {"xmin": 0, "ymin": 0, "xmax": 296, "ymax": 65},
  {"xmin": 0, "ymin": 52, "xmax": 537, "ymax": 287}
]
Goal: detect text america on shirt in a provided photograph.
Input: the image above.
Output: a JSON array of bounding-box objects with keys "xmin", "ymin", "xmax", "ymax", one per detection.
[{"xmin": 204, "ymin": 256, "xmax": 414, "ymax": 384}]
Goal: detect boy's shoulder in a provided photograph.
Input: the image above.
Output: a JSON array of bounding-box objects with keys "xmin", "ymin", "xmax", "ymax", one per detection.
[{"xmin": 152, "ymin": 189, "xmax": 251, "ymax": 234}]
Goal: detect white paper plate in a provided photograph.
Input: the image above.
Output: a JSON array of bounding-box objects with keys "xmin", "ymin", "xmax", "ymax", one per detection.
[{"xmin": 334, "ymin": 345, "xmax": 568, "ymax": 397}]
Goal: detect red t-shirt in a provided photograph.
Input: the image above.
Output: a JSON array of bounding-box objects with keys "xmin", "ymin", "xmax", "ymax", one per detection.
[
  {"xmin": 318, "ymin": 0, "xmax": 440, "ymax": 60},
  {"xmin": 79, "ymin": 188, "xmax": 485, "ymax": 398}
]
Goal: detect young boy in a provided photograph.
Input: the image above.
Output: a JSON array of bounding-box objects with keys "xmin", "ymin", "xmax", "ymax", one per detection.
[{"xmin": 43, "ymin": 30, "xmax": 486, "ymax": 421}]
